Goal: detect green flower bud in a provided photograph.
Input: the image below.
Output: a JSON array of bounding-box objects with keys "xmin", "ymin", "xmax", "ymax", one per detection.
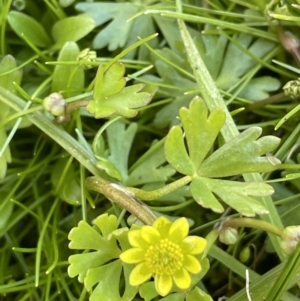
[
  {"xmin": 77, "ymin": 48, "xmax": 97, "ymax": 69},
  {"xmin": 43, "ymin": 93, "xmax": 66, "ymax": 116},
  {"xmin": 283, "ymin": 78, "xmax": 300, "ymax": 99},
  {"xmin": 239, "ymin": 246, "xmax": 251, "ymax": 262},
  {"xmin": 280, "ymin": 225, "xmax": 300, "ymax": 254},
  {"xmin": 219, "ymin": 227, "xmax": 238, "ymax": 245}
]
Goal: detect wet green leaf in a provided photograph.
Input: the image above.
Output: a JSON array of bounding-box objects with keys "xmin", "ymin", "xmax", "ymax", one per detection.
[{"xmin": 8, "ymin": 11, "xmax": 51, "ymax": 47}]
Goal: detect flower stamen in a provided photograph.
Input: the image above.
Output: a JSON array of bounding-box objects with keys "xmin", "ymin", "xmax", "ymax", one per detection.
[{"xmin": 144, "ymin": 238, "xmax": 184, "ymax": 275}]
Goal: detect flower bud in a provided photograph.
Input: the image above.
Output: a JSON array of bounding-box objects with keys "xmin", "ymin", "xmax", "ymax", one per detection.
[
  {"xmin": 280, "ymin": 225, "xmax": 300, "ymax": 254},
  {"xmin": 239, "ymin": 246, "xmax": 251, "ymax": 262},
  {"xmin": 283, "ymin": 78, "xmax": 300, "ymax": 99},
  {"xmin": 77, "ymin": 48, "xmax": 97, "ymax": 69},
  {"xmin": 43, "ymin": 93, "xmax": 66, "ymax": 116},
  {"xmin": 219, "ymin": 227, "xmax": 238, "ymax": 245}
]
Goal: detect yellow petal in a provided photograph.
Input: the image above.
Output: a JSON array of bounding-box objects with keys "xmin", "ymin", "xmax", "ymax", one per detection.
[
  {"xmin": 179, "ymin": 236, "xmax": 207, "ymax": 254},
  {"xmin": 129, "ymin": 262, "xmax": 153, "ymax": 286},
  {"xmin": 183, "ymin": 254, "xmax": 201, "ymax": 274},
  {"xmin": 153, "ymin": 216, "xmax": 172, "ymax": 238},
  {"xmin": 120, "ymin": 248, "xmax": 145, "ymax": 263},
  {"xmin": 173, "ymin": 268, "xmax": 191, "ymax": 289},
  {"xmin": 155, "ymin": 273, "xmax": 172, "ymax": 296},
  {"xmin": 128, "ymin": 230, "xmax": 149, "ymax": 248},
  {"xmin": 169, "ymin": 217, "xmax": 189, "ymax": 242},
  {"xmin": 141, "ymin": 226, "xmax": 160, "ymax": 243}
]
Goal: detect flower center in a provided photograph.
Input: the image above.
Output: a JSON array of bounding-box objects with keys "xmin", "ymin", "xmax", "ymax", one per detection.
[{"xmin": 144, "ymin": 238, "xmax": 184, "ymax": 275}]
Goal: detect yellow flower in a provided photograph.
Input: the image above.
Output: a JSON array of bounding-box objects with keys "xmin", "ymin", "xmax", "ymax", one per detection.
[{"xmin": 120, "ymin": 216, "xmax": 207, "ymax": 296}]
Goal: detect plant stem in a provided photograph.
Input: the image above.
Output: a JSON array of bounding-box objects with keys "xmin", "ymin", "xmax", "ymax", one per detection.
[
  {"xmin": 223, "ymin": 218, "xmax": 283, "ymax": 237},
  {"xmin": 126, "ymin": 175, "xmax": 192, "ymax": 200},
  {"xmin": 85, "ymin": 176, "xmax": 156, "ymax": 225}
]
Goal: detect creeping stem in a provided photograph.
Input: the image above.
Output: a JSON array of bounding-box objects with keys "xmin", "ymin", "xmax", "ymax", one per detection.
[{"xmin": 85, "ymin": 176, "xmax": 156, "ymax": 225}]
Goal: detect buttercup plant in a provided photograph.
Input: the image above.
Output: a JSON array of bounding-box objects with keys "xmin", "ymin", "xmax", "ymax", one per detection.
[
  {"xmin": 120, "ymin": 216, "xmax": 207, "ymax": 296},
  {"xmin": 2, "ymin": 0, "xmax": 300, "ymax": 300}
]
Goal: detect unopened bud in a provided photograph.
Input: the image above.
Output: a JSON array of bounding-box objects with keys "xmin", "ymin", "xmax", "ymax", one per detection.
[
  {"xmin": 239, "ymin": 246, "xmax": 251, "ymax": 262},
  {"xmin": 77, "ymin": 48, "xmax": 97, "ymax": 69},
  {"xmin": 219, "ymin": 227, "xmax": 238, "ymax": 245},
  {"xmin": 43, "ymin": 93, "xmax": 66, "ymax": 116},
  {"xmin": 280, "ymin": 225, "xmax": 300, "ymax": 254},
  {"xmin": 283, "ymin": 78, "xmax": 300, "ymax": 99}
]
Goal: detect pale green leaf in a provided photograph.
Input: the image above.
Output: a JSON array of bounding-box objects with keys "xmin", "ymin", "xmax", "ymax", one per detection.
[
  {"xmin": 202, "ymin": 178, "xmax": 271, "ymax": 216},
  {"xmin": 199, "ymin": 127, "xmax": 281, "ymax": 177},
  {"xmin": 0, "ymin": 55, "xmax": 22, "ymax": 96},
  {"xmin": 127, "ymin": 144, "xmax": 175, "ymax": 186},
  {"xmin": 105, "ymin": 120, "xmax": 137, "ymax": 182},
  {"xmin": 76, "ymin": 2, "xmax": 138, "ymax": 51},
  {"xmin": 52, "ymin": 16, "xmax": 95, "ymax": 49},
  {"xmin": 59, "ymin": 0, "xmax": 75, "ymax": 7},
  {"xmin": 89, "ymin": 83, "xmax": 152, "ymax": 118},
  {"xmin": 186, "ymin": 287, "xmax": 213, "ymax": 301},
  {"xmin": 86, "ymin": 260, "xmax": 122, "ymax": 300},
  {"xmin": 68, "ymin": 221, "xmax": 112, "ymax": 250},
  {"xmin": 190, "ymin": 178, "xmax": 224, "ymax": 213},
  {"xmin": 68, "ymin": 251, "xmax": 119, "ymax": 282},
  {"xmin": 92, "ymin": 213, "xmax": 118, "ymax": 239},
  {"xmin": 179, "ymin": 97, "xmax": 225, "ymax": 170},
  {"xmin": 93, "ymin": 62, "xmax": 126, "ymax": 101},
  {"xmin": 88, "ymin": 63, "xmax": 152, "ymax": 118},
  {"xmin": 8, "ymin": 11, "xmax": 51, "ymax": 47},
  {"xmin": 52, "ymin": 42, "xmax": 84, "ymax": 97},
  {"xmin": 96, "ymin": 159, "xmax": 122, "ymax": 182},
  {"xmin": 165, "ymin": 126, "xmax": 195, "ymax": 176},
  {"xmin": 239, "ymin": 76, "xmax": 281, "ymax": 101}
]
